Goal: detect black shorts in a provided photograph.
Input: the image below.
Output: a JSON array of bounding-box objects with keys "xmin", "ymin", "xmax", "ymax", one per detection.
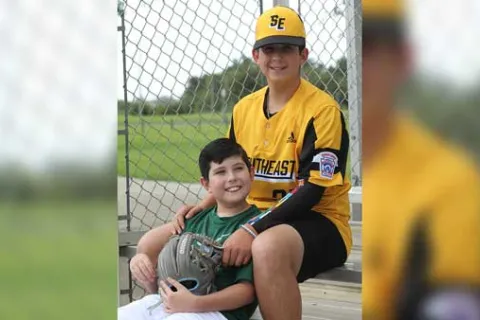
[{"xmin": 287, "ymin": 210, "xmax": 348, "ymax": 283}]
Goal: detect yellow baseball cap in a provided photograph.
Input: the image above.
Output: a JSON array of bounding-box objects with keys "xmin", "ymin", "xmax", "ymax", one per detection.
[
  {"xmin": 363, "ymin": 0, "xmax": 404, "ymax": 20},
  {"xmin": 363, "ymin": 0, "xmax": 405, "ymax": 43},
  {"xmin": 254, "ymin": 6, "xmax": 306, "ymax": 50}
]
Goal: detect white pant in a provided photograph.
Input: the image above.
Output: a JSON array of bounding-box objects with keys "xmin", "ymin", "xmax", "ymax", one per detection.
[{"xmin": 118, "ymin": 294, "xmax": 228, "ymax": 320}]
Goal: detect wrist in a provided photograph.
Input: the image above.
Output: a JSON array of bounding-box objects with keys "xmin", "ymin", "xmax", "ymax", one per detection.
[
  {"xmin": 241, "ymin": 224, "xmax": 258, "ymax": 239},
  {"xmin": 191, "ymin": 294, "xmax": 203, "ymax": 312}
]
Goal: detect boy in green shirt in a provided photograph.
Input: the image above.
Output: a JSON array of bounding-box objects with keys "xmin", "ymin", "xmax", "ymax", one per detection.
[{"xmin": 119, "ymin": 138, "xmax": 260, "ymax": 320}]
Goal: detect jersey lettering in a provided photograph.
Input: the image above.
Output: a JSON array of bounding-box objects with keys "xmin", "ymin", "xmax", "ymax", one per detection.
[
  {"xmin": 266, "ymin": 160, "xmax": 274, "ymax": 175},
  {"xmin": 281, "ymin": 160, "xmax": 290, "ymax": 176},
  {"xmin": 249, "ymin": 157, "xmax": 296, "ymax": 183},
  {"xmin": 273, "ymin": 161, "xmax": 281, "ymax": 175}
]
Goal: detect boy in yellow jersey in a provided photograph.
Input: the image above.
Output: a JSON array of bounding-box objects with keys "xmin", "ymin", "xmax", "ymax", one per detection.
[
  {"xmin": 362, "ymin": 0, "xmax": 480, "ymax": 319},
  {"xmin": 175, "ymin": 6, "xmax": 352, "ymax": 320}
]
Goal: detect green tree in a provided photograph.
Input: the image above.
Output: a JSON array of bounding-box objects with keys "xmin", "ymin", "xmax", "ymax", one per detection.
[
  {"xmin": 170, "ymin": 55, "xmax": 348, "ymax": 115},
  {"xmin": 304, "ymin": 57, "xmax": 348, "ymax": 108}
]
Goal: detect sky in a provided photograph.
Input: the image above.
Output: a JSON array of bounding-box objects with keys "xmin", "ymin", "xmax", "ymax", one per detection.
[
  {"xmin": 406, "ymin": 0, "xmax": 480, "ymax": 90},
  {"xmin": 0, "ymin": 0, "xmax": 117, "ymax": 172}
]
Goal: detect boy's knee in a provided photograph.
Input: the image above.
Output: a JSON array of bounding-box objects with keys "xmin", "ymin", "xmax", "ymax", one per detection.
[
  {"xmin": 251, "ymin": 234, "xmax": 276, "ymax": 260},
  {"xmin": 252, "ymin": 225, "xmax": 304, "ymax": 272}
]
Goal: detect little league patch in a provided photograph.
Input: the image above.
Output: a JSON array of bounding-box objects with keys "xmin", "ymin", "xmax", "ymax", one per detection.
[{"xmin": 314, "ymin": 151, "xmax": 338, "ymax": 179}]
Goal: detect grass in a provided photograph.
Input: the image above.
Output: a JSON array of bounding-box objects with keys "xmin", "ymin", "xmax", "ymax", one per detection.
[
  {"xmin": 117, "ymin": 112, "xmax": 230, "ymax": 126},
  {"xmin": 118, "ymin": 112, "xmax": 353, "ymax": 182},
  {"xmin": 0, "ymin": 200, "xmax": 117, "ymax": 319},
  {"xmin": 118, "ymin": 114, "xmax": 229, "ymax": 182}
]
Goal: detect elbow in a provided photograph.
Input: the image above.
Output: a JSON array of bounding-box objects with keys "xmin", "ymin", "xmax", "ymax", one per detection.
[
  {"xmin": 136, "ymin": 233, "xmax": 151, "ymax": 254},
  {"xmin": 241, "ymin": 282, "xmax": 256, "ymax": 305},
  {"xmin": 246, "ymin": 292, "xmax": 255, "ymax": 305}
]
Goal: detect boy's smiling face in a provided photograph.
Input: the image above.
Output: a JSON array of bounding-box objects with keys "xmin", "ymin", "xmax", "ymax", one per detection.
[
  {"xmin": 201, "ymin": 155, "xmax": 254, "ymax": 210},
  {"xmin": 252, "ymin": 44, "xmax": 308, "ymax": 85}
]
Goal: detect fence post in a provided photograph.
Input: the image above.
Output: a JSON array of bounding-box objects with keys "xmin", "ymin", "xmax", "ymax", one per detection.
[
  {"xmin": 345, "ymin": 0, "xmax": 362, "ymax": 187},
  {"xmin": 273, "ymin": 0, "xmax": 289, "ymax": 6}
]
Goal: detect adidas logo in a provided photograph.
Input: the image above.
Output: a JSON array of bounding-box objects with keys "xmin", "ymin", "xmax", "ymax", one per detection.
[{"xmin": 286, "ymin": 132, "xmax": 296, "ymax": 143}]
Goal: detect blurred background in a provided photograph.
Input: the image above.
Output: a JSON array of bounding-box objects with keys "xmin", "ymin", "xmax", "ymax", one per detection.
[
  {"xmin": 0, "ymin": 0, "xmax": 118, "ymax": 318},
  {"xmin": 398, "ymin": 0, "xmax": 480, "ymax": 159},
  {"xmin": 362, "ymin": 0, "xmax": 480, "ymax": 318}
]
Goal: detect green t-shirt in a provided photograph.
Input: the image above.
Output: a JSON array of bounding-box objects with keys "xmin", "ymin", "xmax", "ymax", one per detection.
[{"xmin": 183, "ymin": 205, "xmax": 260, "ymax": 320}]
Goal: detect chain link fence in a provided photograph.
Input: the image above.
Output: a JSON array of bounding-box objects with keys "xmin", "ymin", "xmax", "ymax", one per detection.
[{"xmin": 118, "ymin": 0, "xmax": 361, "ymax": 305}]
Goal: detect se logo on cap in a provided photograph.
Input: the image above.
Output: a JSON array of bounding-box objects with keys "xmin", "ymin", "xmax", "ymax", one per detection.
[{"xmin": 270, "ymin": 15, "xmax": 285, "ymax": 30}]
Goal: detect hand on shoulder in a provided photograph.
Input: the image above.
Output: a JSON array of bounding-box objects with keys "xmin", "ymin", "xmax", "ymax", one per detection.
[{"xmin": 173, "ymin": 204, "xmax": 205, "ymax": 230}]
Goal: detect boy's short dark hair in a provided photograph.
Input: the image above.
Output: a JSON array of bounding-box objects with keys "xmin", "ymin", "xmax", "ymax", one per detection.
[{"xmin": 199, "ymin": 138, "xmax": 251, "ymax": 180}]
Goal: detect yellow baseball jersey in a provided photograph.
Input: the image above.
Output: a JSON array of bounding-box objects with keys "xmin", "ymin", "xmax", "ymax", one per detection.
[
  {"xmin": 227, "ymin": 78, "xmax": 352, "ymax": 254},
  {"xmin": 363, "ymin": 112, "xmax": 480, "ymax": 319}
]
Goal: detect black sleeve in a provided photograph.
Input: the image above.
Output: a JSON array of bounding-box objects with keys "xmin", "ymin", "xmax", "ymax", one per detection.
[
  {"xmin": 250, "ymin": 182, "xmax": 325, "ymax": 233},
  {"xmin": 228, "ymin": 116, "xmax": 236, "ymax": 142}
]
